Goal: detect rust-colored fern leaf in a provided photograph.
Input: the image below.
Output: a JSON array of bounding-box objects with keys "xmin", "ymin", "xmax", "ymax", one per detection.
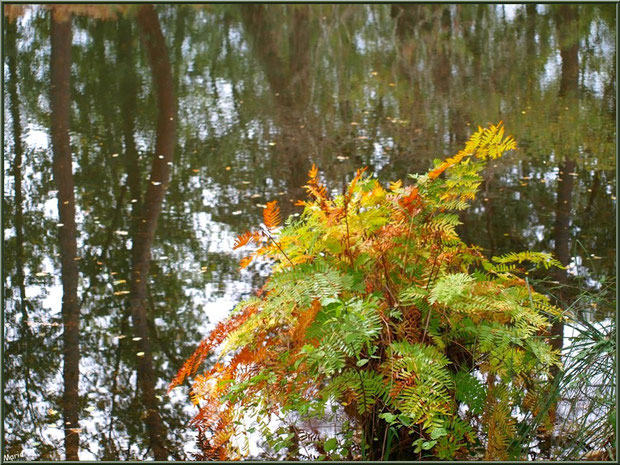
[
  {"xmin": 398, "ymin": 186, "xmax": 422, "ymax": 215},
  {"xmin": 239, "ymin": 255, "xmax": 254, "ymax": 269},
  {"xmin": 305, "ymin": 182, "xmax": 328, "ymax": 202},
  {"xmin": 308, "ymin": 163, "xmax": 319, "ymax": 181},
  {"xmin": 428, "ymin": 151, "xmax": 468, "ymax": 180},
  {"xmin": 304, "ymin": 164, "xmax": 331, "ymax": 211},
  {"xmin": 347, "ymin": 166, "xmax": 368, "ymax": 197},
  {"xmin": 289, "ymin": 299, "xmax": 322, "ymax": 347},
  {"xmin": 168, "ymin": 305, "xmax": 258, "ymax": 391},
  {"xmin": 234, "ymin": 230, "xmax": 261, "ymax": 250},
  {"xmin": 263, "ymin": 200, "xmax": 281, "ymax": 231}
]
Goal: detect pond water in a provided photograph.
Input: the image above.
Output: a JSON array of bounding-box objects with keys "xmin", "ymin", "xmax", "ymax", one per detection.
[{"xmin": 3, "ymin": 4, "xmax": 615, "ymax": 460}]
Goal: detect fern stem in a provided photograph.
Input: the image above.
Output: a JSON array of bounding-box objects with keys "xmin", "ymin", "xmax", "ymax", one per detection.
[
  {"xmin": 381, "ymin": 254, "xmax": 398, "ymax": 308},
  {"xmin": 422, "ymin": 233, "xmax": 443, "ymax": 342},
  {"xmin": 261, "ymin": 226, "xmax": 294, "ymax": 266},
  {"xmin": 343, "ymin": 196, "xmax": 354, "ymax": 266}
]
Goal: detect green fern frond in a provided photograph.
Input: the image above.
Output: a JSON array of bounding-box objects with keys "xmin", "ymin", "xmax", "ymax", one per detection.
[{"xmin": 492, "ymin": 251, "xmax": 563, "ymax": 270}]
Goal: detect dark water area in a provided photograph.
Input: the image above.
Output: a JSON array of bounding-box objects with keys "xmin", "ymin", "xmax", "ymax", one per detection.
[{"xmin": 2, "ymin": 4, "xmax": 615, "ymax": 460}]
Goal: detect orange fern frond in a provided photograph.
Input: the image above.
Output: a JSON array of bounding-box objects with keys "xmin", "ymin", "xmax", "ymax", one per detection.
[
  {"xmin": 290, "ymin": 299, "xmax": 322, "ymax": 347},
  {"xmin": 234, "ymin": 230, "xmax": 261, "ymax": 250},
  {"xmin": 239, "ymin": 255, "xmax": 254, "ymax": 269},
  {"xmin": 428, "ymin": 151, "xmax": 468, "ymax": 180},
  {"xmin": 308, "ymin": 163, "xmax": 319, "ymax": 181},
  {"xmin": 398, "ymin": 186, "xmax": 422, "ymax": 215},
  {"xmin": 304, "ymin": 164, "xmax": 331, "ymax": 211},
  {"xmin": 169, "ymin": 305, "xmax": 258, "ymax": 391},
  {"xmin": 305, "ymin": 182, "xmax": 328, "ymax": 201},
  {"xmin": 263, "ymin": 200, "xmax": 281, "ymax": 231},
  {"xmin": 347, "ymin": 166, "xmax": 368, "ymax": 195}
]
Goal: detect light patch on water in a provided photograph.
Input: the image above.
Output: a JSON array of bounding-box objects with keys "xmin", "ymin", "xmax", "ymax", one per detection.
[
  {"xmin": 542, "ymin": 50, "xmax": 561, "ymax": 90},
  {"xmin": 503, "ymin": 4, "xmax": 519, "ymax": 22},
  {"xmin": 24, "ymin": 126, "xmax": 49, "ymax": 151},
  {"xmin": 370, "ymin": 140, "xmax": 393, "ymax": 172}
]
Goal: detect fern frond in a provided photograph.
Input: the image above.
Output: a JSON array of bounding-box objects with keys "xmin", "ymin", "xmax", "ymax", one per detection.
[
  {"xmin": 308, "ymin": 163, "xmax": 319, "ymax": 181},
  {"xmin": 234, "ymin": 230, "xmax": 262, "ymax": 250},
  {"xmin": 168, "ymin": 304, "xmax": 258, "ymax": 391},
  {"xmin": 263, "ymin": 200, "xmax": 281, "ymax": 232}
]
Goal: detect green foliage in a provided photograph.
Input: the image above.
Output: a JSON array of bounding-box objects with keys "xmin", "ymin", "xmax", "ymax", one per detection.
[{"xmin": 172, "ymin": 123, "xmax": 563, "ymax": 460}]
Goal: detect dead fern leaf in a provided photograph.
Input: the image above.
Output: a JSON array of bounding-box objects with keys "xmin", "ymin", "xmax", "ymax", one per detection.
[{"xmin": 263, "ymin": 200, "xmax": 281, "ymax": 231}]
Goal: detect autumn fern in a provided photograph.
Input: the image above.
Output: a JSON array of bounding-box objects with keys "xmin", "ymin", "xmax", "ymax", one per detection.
[{"xmin": 170, "ymin": 122, "xmax": 562, "ymax": 460}]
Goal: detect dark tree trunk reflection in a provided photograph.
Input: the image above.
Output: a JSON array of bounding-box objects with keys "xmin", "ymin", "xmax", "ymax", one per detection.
[
  {"xmin": 128, "ymin": 4, "xmax": 177, "ymax": 460},
  {"xmin": 551, "ymin": 3, "xmax": 580, "ymax": 355},
  {"xmin": 543, "ymin": 4, "xmax": 580, "ymax": 458},
  {"xmin": 6, "ymin": 14, "xmax": 44, "ymax": 443},
  {"xmin": 50, "ymin": 8, "xmax": 80, "ymax": 461},
  {"xmin": 241, "ymin": 5, "xmax": 313, "ymax": 215}
]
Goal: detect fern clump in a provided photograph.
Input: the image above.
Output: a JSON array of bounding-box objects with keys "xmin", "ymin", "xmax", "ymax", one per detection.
[{"xmin": 170, "ymin": 123, "xmax": 562, "ymax": 460}]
